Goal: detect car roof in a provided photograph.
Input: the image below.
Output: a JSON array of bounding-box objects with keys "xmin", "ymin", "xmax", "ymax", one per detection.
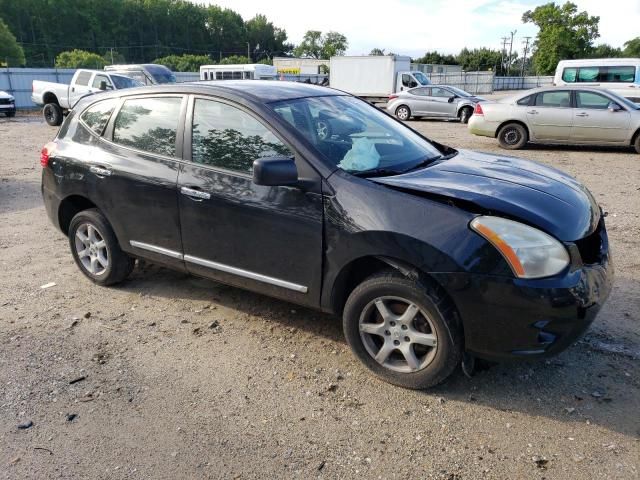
[{"xmin": 89, "ymin": 80, "xmax": 345, "ymax": 103}]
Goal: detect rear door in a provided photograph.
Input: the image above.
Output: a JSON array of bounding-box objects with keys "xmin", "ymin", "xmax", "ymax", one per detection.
[
  {"xmin": 177, "ymin": 96, "xmax": 324, "ymax": 306},
  {"xmin": 570, "ymin": 90, "xmax": 630, "ymax": 143},
  {"xmin": 405, "ymin": 87, "xmax": 430, "ymax": 115},
  {"xmin": 95, "ymin": 94, "xmax": 187, "ymax": 268},
  {"xmin": 526, "ymin": 90, "xmax": 573, "ymax": 140}
]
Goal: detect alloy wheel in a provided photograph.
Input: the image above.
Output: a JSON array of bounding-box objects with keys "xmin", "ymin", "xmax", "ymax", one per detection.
[
  {"xmin": 74, "ymin": 223, "xmax": 109, "ymax": 276},
  {"xmin": 359, "ymin": 296, "xmax": 438, "ymax": 373}
]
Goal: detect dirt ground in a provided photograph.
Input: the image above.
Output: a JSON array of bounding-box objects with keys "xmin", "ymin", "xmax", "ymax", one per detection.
[{"xmin": 0, "ymin": 112, "xmax": 639, "ymax": 480}]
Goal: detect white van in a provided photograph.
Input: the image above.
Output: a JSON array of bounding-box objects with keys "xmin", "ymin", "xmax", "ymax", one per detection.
[
  {"xmin": 554, "ymin": 58, "xmax": 640, "ymax": 102},
  {"xmin": 200, "ymin": 64, "xmax": 278, "ymax": 81}
]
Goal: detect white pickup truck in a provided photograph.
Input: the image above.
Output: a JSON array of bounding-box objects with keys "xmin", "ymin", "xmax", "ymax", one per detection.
[{"xmin": 32, "ymin": 69, "xmax": 143, "ymax": 126}]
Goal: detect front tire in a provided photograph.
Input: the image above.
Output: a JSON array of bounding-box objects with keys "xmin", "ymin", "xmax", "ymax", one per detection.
[
  {"xmin": 458, "ymin": 107, "xmax": 472, "ymax": 124},
  {"xmin": 343, "ymin": 271, "xmax": 462, "ymax": 389},
  {"xmin": 6, "ymin": 111, "xmax": 16, "ymax": 118},
  {"xmin": 43, "ymin": 103, "xmax": 62, "ymax": 126},
  {"xmin": 497, "ymin": 122, "xmax": 528, "ymax": 150},
  {"xmin": 395, "ymin": 105, "xmax": 411, "ymax": 121},
  {"xmin": 68, "ymin": 209, "xmax": 134, "ymax": 286},
  {"xmin": 633, "ymin": 133, "xmax": 640, "ymax": 154}
]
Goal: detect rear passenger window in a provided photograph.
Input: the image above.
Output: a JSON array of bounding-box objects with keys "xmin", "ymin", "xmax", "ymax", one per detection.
[
  {"xmin": 605, "ymin": 66, "xmax": 635, "ymax": 82},
  {"xmin": 75, "ymin": 71, "xmax": 92, "ymax": 86},
  {"xmin": 80, "ymin": 99, "xmax": 118, "ymax": 135},
  {"xmin": 191, "ymin": 98, "xmax": 292, "ymax": 173},
  {"xmin": 577, "ymin": 67, "xmax": 599, "ymax": 82},
  {"xmin": 562, "ymin": 68, "xmax": 577, "ymax": 82},
  {"xmin": 535, "ymin": 91, "xmax": 571, "ymax": 107},
  {"xmin": 112, "ymin": 97, "xmax": 182, "ymax": 157}
]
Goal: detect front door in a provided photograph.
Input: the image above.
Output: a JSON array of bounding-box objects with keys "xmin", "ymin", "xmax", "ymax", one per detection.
[
  {"xmin": 424, "ymin": 86, "xmax": 457, "ymax": 117},
  {"xmin": 177, "ymin": 96, "xmax": 324, "ymax": 306},
  {"xmin": 526, "ymin": 90, "xmax": 573, "ymax": 140},
  {"xmin": 570, "ymin": 90, "xmax": 631, "ymax": 143}
]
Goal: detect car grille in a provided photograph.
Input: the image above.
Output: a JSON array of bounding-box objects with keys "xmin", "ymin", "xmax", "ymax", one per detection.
[
  {"xmin": 574, "ymin": 221, "xmax": 603, "ymax": 265},
  {"xmin": 0, "ymin": 98, "xmax": 12, "ymax": 105}
]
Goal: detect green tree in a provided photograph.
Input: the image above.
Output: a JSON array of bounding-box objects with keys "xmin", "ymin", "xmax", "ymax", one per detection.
[
  {"xmin": 623, "ymin": 37, "xmax": 640, "ymax": 57},
  {"xmin": 245, "ymin": 14, "xmax": 291, "ymax": 60},
  {"xmin": 219, "ymin": 55, "xmax": 250, "ymax": 65},
  {"xmin": 414, "ymin": 50, "xmax": 458, "ymax": 65},
  {"xmin": 153, "ymin": 54, "xmax": 212, "ymax": 71},
  {"xmin": 369, "ymin": 48, "xmax": 386, "ymax": 56},
  {"xmin": 523, "ymin": 2, "xmax": 600, "ymax": 75},
  {"xmin": 456, "ymin": 48, "xmax": 502, "ymax": 70},
  {"xmin": 55, "ymin": 49, "xmax": 106, "ymax": 69},
  {"xmin": 0, "ymin": 17, "xmax": 25, "ymax": 66},
  {"xmin": 588, "ymin": 44, "xmax": 623, "ymax": 58},
  {"xmin": 294, "ymin": 30, "xmax": 348, "ymax": 59}
]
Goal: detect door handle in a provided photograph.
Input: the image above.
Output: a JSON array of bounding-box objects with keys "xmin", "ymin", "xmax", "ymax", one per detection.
[
  {"xmin": 180, "ymin": 186, "xmax": 211, "ymax": 200},
  {"xmin": 575, "ymin": 113, "xmax": 589, "ymax": 117},
  {"xmin": 89, "ymin": 165, "xmax": 112, "ymax": 177},
  {"xmin": 527, "ymin": 110, "xmax": 538, "ymax": 115}
]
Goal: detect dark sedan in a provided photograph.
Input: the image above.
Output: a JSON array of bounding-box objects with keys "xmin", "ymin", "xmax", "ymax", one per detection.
[{"xmin": 40, "ymin": 81, "xmax": 612, "ymax": 389}]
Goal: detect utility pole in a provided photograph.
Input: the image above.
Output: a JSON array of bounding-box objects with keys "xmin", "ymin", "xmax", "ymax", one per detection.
[
  {"xmin": 500, "ymin": 37, "xmax": 508, "ymax": 75},
  {"xmin": 247, "ymin": 42, "xmax": 250, "ymax": 62},
  {"xmin": 521, "ymin": 37, "xmax": 531, "ymax": 77},
  {"xmin": 507, "ymin": 30, "xmax": 516, "ymax": 76}
]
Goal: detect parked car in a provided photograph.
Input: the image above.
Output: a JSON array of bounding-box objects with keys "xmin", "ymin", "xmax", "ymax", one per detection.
[
  {"xmin": 387, "ymin": 85, "xmax": 485, "ymax": 123},
  {"xmin": 32, "ymin": 70, "xmax": 143, "ymax": 126},
  {"xmin": 0, "ymin": 90, "xmax": 16, "ymax": 117},
  {"xmin": 40, "ymin": 82, "xmax": 612, "ymax": 389},
  {"xmin": 468, "ymin": 86, "xmax": 640, "ymax": 152},
  {"xmin": 104, "ymin": 64, "xmax": 176, "ymax": 85},
  {"xmin": 554, "ymin": 58, "xmax": 640, "ymax": 102}
]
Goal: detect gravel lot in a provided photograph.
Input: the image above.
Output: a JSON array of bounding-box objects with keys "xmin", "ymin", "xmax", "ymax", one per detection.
[{"xmin": 1, "ymin": 112, "xmax": 639, "ymax": 479}]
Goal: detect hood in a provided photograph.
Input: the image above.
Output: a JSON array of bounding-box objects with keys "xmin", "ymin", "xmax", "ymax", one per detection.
[
  {"xmin": 373, "ymin": 149, "xmax": 600, "ymax": 241},
  {"xmin": 0, "ymin": 90, "xmax": 13, "ymax": 99}
]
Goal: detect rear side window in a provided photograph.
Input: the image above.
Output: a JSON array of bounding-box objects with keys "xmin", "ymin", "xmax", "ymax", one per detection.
[
  {"xmin": 80, "ymin": 99, "xmax": 118, "ymax": 135},
  {"xmin": 75, "ymin": 71, "xmax": 92, "ymax": 86},
  {"xmin": 516, "ymin": 95, "xmax": 532, "ymax": 106},
  {"xmin": 535, "ymin": 91, "xmax": 571, "ymax": 107},
  {"xmin": 604, "ymin": 66, "xmax": 635, "ymax": 82},
  {"xmin": 112, "ymin": 97, "xmax": 182, "ymax": 157},
  {"xmin": 577, "ymin": 67, "xmax": 599, "ymax": 82},
  {"xmin": 562, "ymin": 68, "xmax": 577, "ymax": 82},
  {"xmin": 410, "ymin": 88, "xmax": 430, "ymax": 96},
  {"xmin": 191, "ymin": 98, "xmax": 292, "ymax": 173}
]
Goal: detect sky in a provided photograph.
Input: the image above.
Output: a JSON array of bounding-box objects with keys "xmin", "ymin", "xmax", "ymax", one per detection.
[{"xmin": 203, "ymin": 0, "xmax": 640, "ymax": 58}]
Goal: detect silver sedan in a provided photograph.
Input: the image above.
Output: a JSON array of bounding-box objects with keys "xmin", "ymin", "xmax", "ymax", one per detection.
[
  {"xmin": 387, "ymin": 85, "xmax": 485, "ymax": 123},
  {"xmin": 468, "ymin": 86, "xmax": 640, "ymax": 152}
]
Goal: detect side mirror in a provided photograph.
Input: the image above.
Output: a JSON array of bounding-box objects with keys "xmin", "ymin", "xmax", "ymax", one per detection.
[
  {"xmin": 608, "ymin": 102, "xmax": 622, "ymax": 112},
  {"xmin": 99, "ymin": 80, "xmax": 108, "ymax": 91},
  {"xmin": 253, "ymin": 156, "xmax": 298, "ymax": 187},
  {"xmin": 448, "ymin": 96, "xmax": 456, "ymax": 103}
]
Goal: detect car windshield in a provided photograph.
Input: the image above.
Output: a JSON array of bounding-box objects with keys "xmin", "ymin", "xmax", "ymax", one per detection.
[
  {"xmin": 413, "ymin": 71, "xmax": 430, "ymax": 85},
  {"xmin": 146, "ymin": 65, "xmax": 176, "ymax": 84},
  {"xmin": 110, "ymin": 75, "xmax": 144, "ymax": 89},
  {"xmin": 270, "ymin": 95, "xmax": 443, "ymax": 176},
  {"xmin": 447, "ymin": 86, "xmax": 473, "ymax": 97}
]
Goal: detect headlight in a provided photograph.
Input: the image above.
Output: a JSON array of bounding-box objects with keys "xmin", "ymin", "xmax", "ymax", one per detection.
[{"xmin": 470, "ymin": 216, "xmax": 569, "ymax": 279}]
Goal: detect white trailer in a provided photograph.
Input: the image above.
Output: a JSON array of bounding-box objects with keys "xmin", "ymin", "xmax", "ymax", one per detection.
[
  {"xmin": 200, "ymin": 64, "xmax": 278, "ymax": 81},
  {"xmin": 329, "ymin": 56, "xmax": 430, "ymax": 103}
]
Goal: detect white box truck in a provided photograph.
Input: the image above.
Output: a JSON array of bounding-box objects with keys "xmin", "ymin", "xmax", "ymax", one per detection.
[{"xmin": 329, "ymin": 55, "xmax": 430, "ymax": 103}]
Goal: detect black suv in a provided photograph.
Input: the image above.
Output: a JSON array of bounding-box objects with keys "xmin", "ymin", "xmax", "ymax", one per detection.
[{"xmin": 41, "ymin": 82, "xmax": 612, "ymax": 389}]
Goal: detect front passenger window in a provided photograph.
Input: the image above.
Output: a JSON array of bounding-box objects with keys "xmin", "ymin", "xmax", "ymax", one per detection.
[{"xmin": 191, "ymin": 99, "xmax": 293, "ymax": 173}]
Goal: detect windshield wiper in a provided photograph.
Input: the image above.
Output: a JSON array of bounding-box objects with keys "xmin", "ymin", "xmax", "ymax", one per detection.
[{"xmin": 350, "ymin": 167, "xmax": 406, "ymax": 178}]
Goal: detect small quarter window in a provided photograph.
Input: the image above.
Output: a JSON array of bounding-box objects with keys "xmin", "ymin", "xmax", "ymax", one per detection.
[
  {"xmin": 113, "ymin": 97, "xmax": 182, "ymax": 157},
  {"xmin": 516, "ymin": 95, "xmax": 532, "ymax": 106},
  {"xmin": 80, "ymin": 99, "xmax": 118, "ymax": 135}
]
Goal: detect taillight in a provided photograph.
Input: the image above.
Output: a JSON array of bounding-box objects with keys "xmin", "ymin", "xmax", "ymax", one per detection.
[
  {"xmin": 388, "ymin": 94, "xmax": 398, "ymax": 100},
  {"xmin": 474, "ymin": 103, "xmax": 484, "ymax": 115},
  {"xmin": 40, "ymin": 141, "xmax": 57, "ymax": 167}
]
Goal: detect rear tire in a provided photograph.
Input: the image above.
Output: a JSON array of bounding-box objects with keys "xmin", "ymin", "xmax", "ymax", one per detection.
[
  {"xmin": 43, "ymin": 103, "xmax": 62, "ymax": 126},
  {"xmin": 343, "ymin": 271, "xmax": 462, "ymax": 389},
  {"xmin": 458, "ymin": 107, "xmax": 473, "ymax": 124},
  {"xmin": 6, "ymin": 111, "xmax": 15, "ymax": 118},
  {"xmin": 395, "ymin": 105, "xmax": 411, "ymax": 121},
  {"xmin": 497, "ymin": 122, "xmax": 528, "ymax": 150},
  {"xmin": 68, "ymin": 209, "xmax": 134, "ymax": 286}
]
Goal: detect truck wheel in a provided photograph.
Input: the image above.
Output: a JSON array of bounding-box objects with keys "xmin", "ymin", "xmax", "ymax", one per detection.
[
  {"xmin": 6, "ymin": 111, "xmax": 16, "ymax": 118},
  {"xmin": 43, "ymin": 103, "xmax": 63, "ymax": 126},
  {"xmin": 497, "ymin": 122, "xmax": 528, "ymax": 150},
  {"xmin": 342, "ymin": 271, "xmax": 462, "ymax": 390},
  {"xmin": 68, "ymin": 209, "xmax": 135, "ymax": 286},
  {"xmin": 395, "ymin": 105, "xmax": 411, "ymax": 121},
  {"xmin": 458, "ymin": 107, "xmax": 473, "ymax": 124}
]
